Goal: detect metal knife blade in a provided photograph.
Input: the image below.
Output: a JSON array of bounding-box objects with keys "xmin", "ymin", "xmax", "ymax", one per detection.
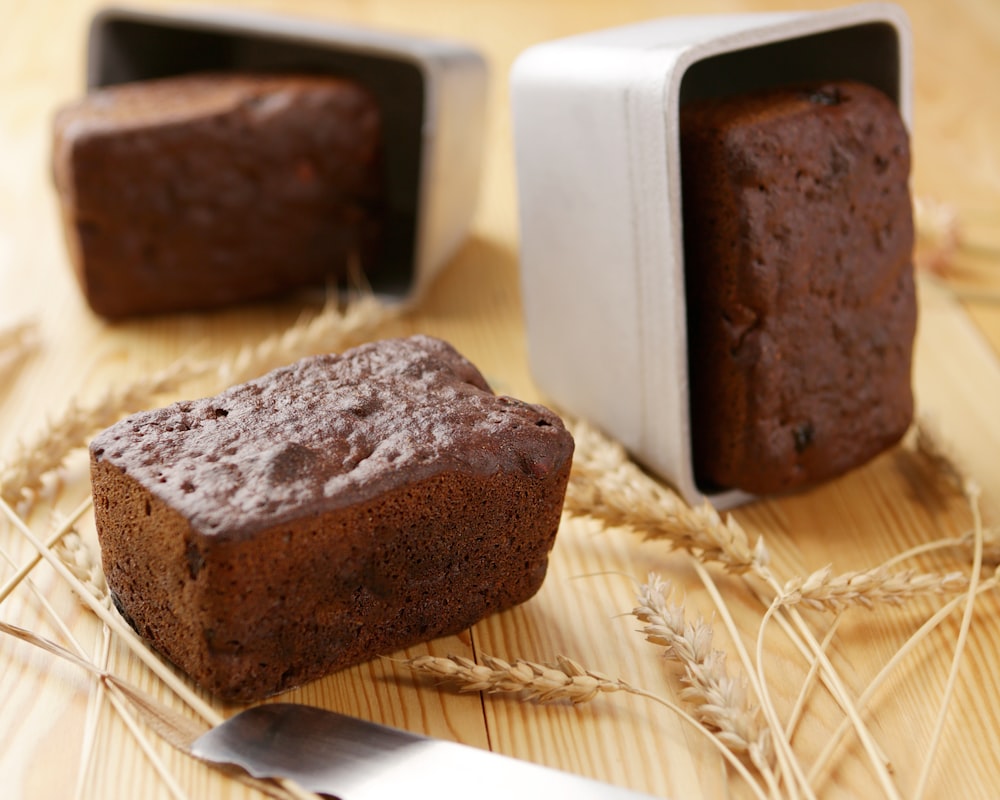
[{"xmin": 191, "ymin": 703, "xmax": 660, "ymax": 799}]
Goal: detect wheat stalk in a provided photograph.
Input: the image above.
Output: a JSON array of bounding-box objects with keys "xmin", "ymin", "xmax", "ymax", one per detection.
[
  {"xmin": 403, "ymin": 653, "xmax": 637, "ymax": 704},
  {"xmin": 565, "ymin": 420, "xmax": 768, "ymax": 573},
  {"xmin": 873, "ymin": 528, "xmax": 1000, "ymax": 568},
  {"xmin": 632, "ymin": 574, "xmax": 773, "ymax": 769},
  {"xmin": 0, "ymin": 502, "xmax": 319, "ymax": 800},
  {"xmin": 0, "ymin": 293, "xmax": 397, "ymax": 512},
  {"xmin": 214, "ymin": 292, "xmax": 399, "ymax": 387},
  {"xmin": 0, "ymin": 619, "xmax": 314, "ymax": 800},
  {"xmin": 914, "ymin": 481, "xmax": 986, "ymax": 799},
  {"xmin": 779, "ymin": 565, "xmax": 969, "ymax": 612},
  {"xmin": 0, "ymin": 497, "xmax": 92, "ymax": 606},
  {"xmin": 0, "ymin": 495, "xmax": 221, "ymax": 726},
  {"xmin": 400, "ymin": 652, "xmax": 770, "ymax": 800},
  {"xmin": 567, "ymin": 420, "xmax": 897, "ymax": 793},
  {"xmin": 686, "ymin": 559, "xmax": 817, "ymax": 800},
  {"xmin": 807, "ymin": 568, "xmax": 999, "ymax": 789},
  {"xmin": 0, "ymin": 358, "xmax": 207, "ymax": 509},
  {"xmin": 790, "ymin": 423, "xmax": 990, "ymax": 796},
  {"xmin": 957, "ymin": 527, "xmax": 1000, "ymax": 563},
  {"xmin": 0, "ymin": 536, "xmax": 195, "ymax": 800}
]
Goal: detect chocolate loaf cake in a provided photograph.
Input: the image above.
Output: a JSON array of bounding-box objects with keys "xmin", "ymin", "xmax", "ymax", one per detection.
[
  {"xmin": 681, "ymin": 80, "xmax": 916, "ymax": 495},
  {"xmin": 52, "ymin": 72, "xmax": 383, "ymax": 318},
  {"xmin": 90, "ymin": 336, "xmax": 574, "ymax": 702}
]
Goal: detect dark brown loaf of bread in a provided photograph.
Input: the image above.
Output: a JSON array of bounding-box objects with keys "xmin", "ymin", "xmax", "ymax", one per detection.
[
  {"xmin": 681, "ymin": 80, "xmax": 916, "ymax": 495},
  {"xmin": 90, "ymin": 335, "xmax": 575, "ymax": 702},
  {"xmin": 52, "ymin": 72, "xmax": 383, "ymax": 318}
]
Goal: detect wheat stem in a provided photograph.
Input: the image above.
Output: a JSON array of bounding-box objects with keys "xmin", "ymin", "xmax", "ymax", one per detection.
[
  {"xmin": 875, "ymin": 530, "xmax": 1000, "ymax": 568},
  {"xmin": 0, "ymin": 614, "xmax": 193, "ymax": 798},
  {"xmin": 761, "ymin": 565, "xmax": 902, "ymax": 799},
  {"xmin": 74, "ymin": 625, "xmax": 111, "ymax": 800},
  {"xmin": 0, "ymin": 496, "xmax": 92, "ymax": 607},
  {"xmin": 754, "ymin": 599, "xmax": 801, "ymax": 800},
  {"xmin": 782, "ymin": 617, "xmax": 839, "ymax": 747},
  {"xmin": 913, "ymin": 483, "xmax": 985, "ymax": 800},
  {"xmin": 0, "ymin": 542, "xmax": 192, "ymax": 800},
  {"xmin": 689, "ymin": 560, "xmax": 803, "ymax": 800},
  {"xmin": 807, "ymin": 570, "xmax": 999, "ymax": 789},
  {"xmin": 106, "ymin": 686, "xmax": 193, "ymax": 800},
  {"xmin": 0, "ymin": 495, "xmax": 221, "ymax": 726},
  {"xmin": 0, "ymin": 618, "xmax": 317, "ymax": 800}
]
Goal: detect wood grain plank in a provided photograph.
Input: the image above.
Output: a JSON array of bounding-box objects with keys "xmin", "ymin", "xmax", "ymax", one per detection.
[{"xmin": 2, "ymin": 0, "xmax": 1000, "ymax": 798}]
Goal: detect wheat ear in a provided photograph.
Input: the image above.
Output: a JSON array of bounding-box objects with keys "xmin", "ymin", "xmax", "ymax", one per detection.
[
  {"xmin": 0, "ymin": 293, "xmax": 397, "ymax": 510},
  {"xmin": 632, "ymin": 575, "xmax": 772, "ymax": 767},
  {"xmin": 400, "ymin": 652, "xmax": 770, "ymax": 800},
  {"xmin": 565, "ymin": 420, "xmax": 767, "ymax": 573},
  {"xmin": 215, "ymin": 292, "xmax": 398, "ymax": 387},
  {"xmin": 404, "ymin": 653, "xmax": 636, "ymax": 704},
  {"xmin": 779, "ymin": 564, "xmax": 968, "ymax": 612},
  {"xmin": 568, "ymin": 420, "xmax": 888, "ymax": 790},
  {"xmin": 0, "ymin": 358, "xmax": 207, "ymax": 508}
]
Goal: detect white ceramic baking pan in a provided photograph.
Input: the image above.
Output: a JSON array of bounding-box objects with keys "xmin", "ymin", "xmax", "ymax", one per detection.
[
  {"xmin": 511, "ymin": 2, "xmax": 912, "ymax": 509},
  {"xmin": 86, "ymin": 5, "xmax": 488, "ymax": 302}
]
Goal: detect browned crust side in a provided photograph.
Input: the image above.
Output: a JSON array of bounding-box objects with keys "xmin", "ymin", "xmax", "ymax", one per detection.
[{"xmin": 92, "ymin": 447, "xmax": 571, "ymax": 703}]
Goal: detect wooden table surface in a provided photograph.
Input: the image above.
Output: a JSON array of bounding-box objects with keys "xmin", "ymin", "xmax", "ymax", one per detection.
[{"xmin": 2, "ymin": 0, "xmax": 1000, "ymax": 798}]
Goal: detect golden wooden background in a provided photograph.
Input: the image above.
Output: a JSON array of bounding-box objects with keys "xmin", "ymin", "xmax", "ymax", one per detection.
[{"xmin": 2, "ymin": 0, "xmax": 999, "ymax": 797}]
